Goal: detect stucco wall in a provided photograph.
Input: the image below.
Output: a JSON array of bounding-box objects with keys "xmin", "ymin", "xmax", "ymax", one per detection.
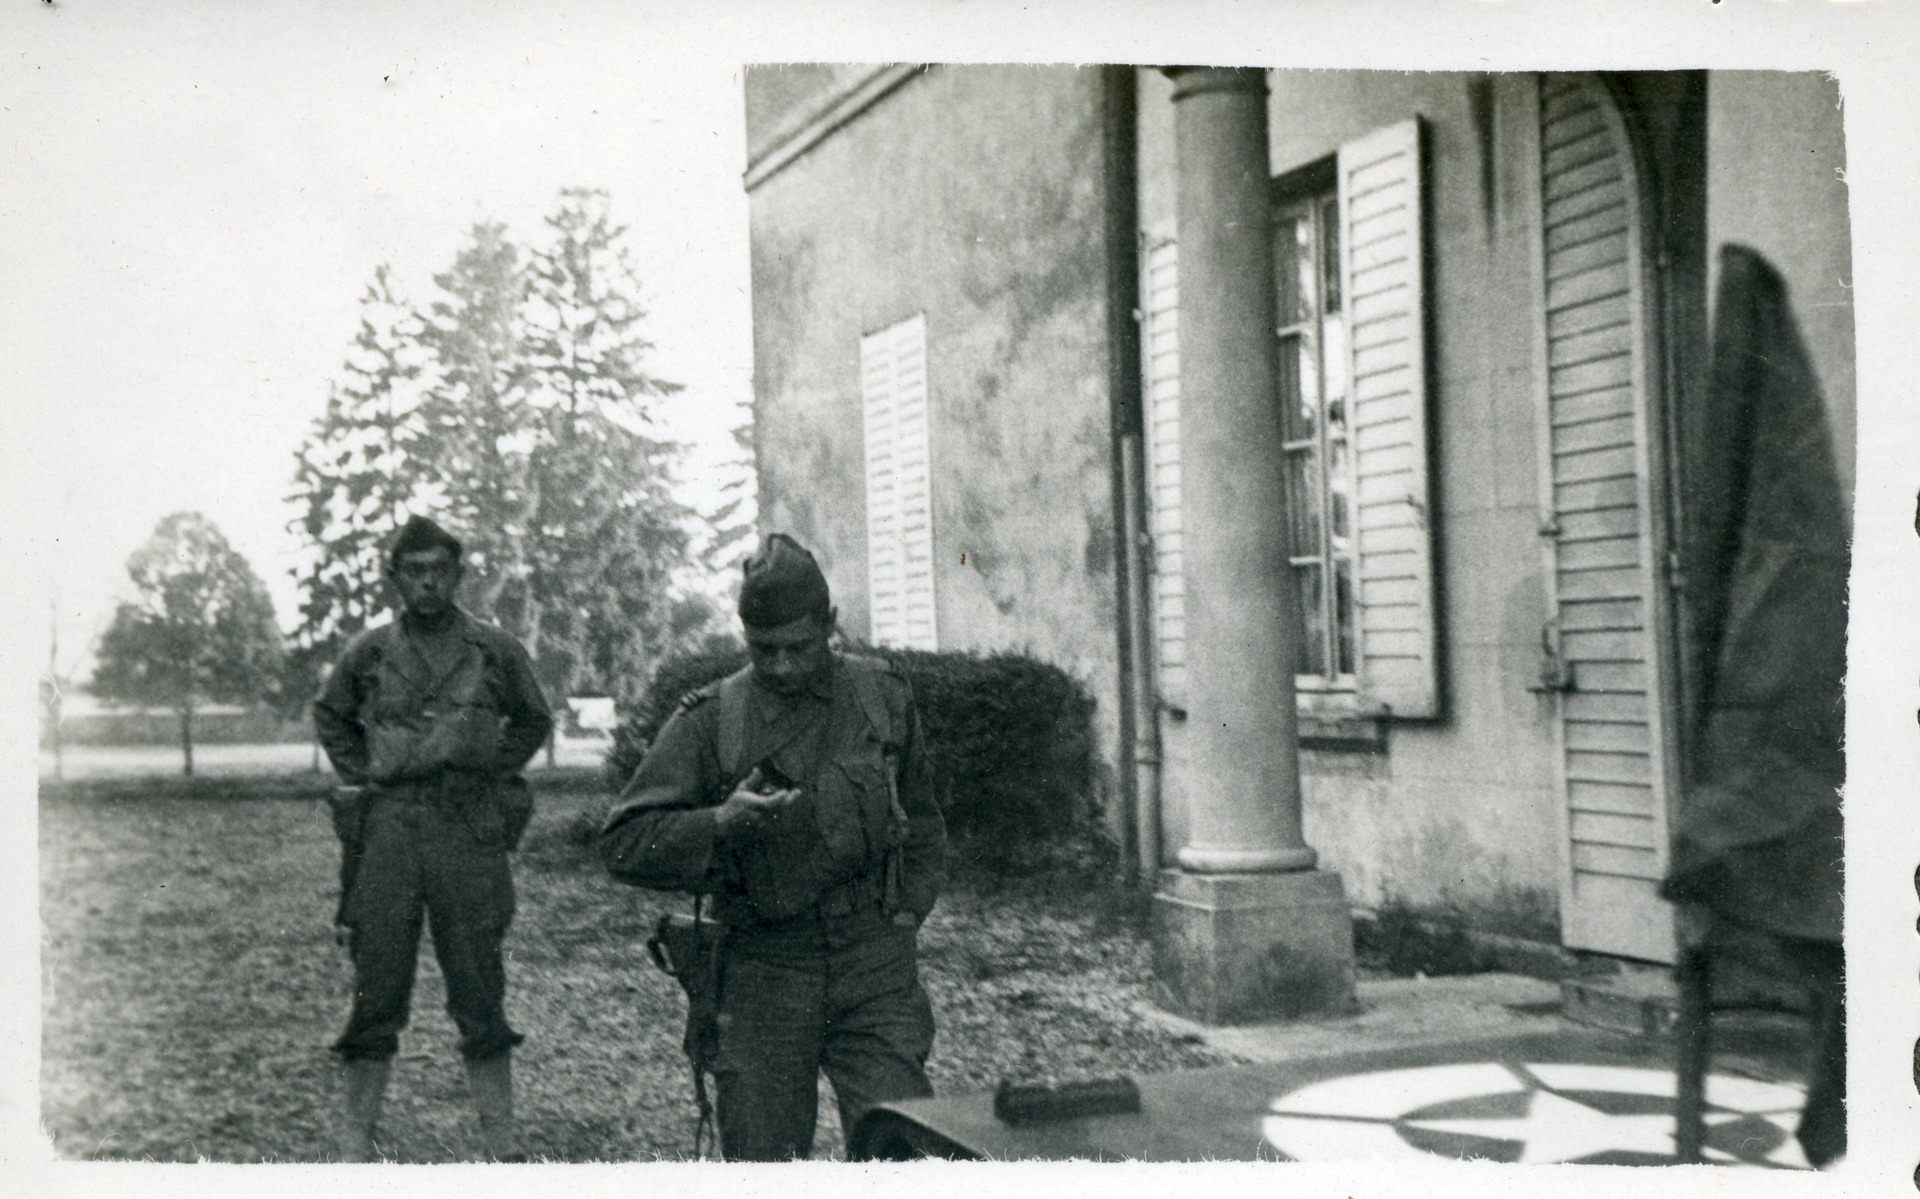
[
  {"xmin": 1706, "ymin": 71, "xmax": 1855, "ymax": 508},
  {"xmin": 746, "ymin": 65, "xmax": 1126, "ymax": 811},
  {"xmin": 744, "ymin": 65, "xmax": 1854, "ymax": 945},
  {"xmin": 1138, "ymin": 69, "xmax": 1563, "ymax": 920},
  {"xmin": 743, "ymin": 65, "xmax": 877, "ymax": 160}
]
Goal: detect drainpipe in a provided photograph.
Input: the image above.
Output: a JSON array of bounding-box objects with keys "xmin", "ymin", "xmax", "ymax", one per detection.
[
  {"xmin": 1100, "ymin": 64, "xmax": 1161, "ymax": 883},
  {"xmin": 1119, "ymin": 433, "xmax": 1161, "ymax": 883}
]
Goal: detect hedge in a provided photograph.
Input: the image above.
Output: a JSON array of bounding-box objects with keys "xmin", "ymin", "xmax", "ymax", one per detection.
[
  {"xmin": 604, "ymin": 633, "xmax": 750, "ymax": 786},
  {"xmin": 604, "ymin": 639, "xmax": 1103, "ymax": 873}
]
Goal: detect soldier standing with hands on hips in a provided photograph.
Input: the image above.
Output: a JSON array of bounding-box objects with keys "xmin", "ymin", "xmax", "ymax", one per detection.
[
  {"xmin": 314, "ymin": 515, "xmax": 553, "ymax": 1162},
  {"xmin": 602, "ymin": 534, "xmax": 947, "ymax": 1160}
]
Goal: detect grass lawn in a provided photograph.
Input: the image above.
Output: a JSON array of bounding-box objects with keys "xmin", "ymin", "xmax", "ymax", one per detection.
[{"xmin": 39, "ymin": 770, "xmax": 1228, "ymax": 1162}]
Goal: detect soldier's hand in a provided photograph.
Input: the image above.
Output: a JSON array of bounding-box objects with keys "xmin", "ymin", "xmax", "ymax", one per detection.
[{"xmin": 715, "ymin": 768, "xmax": 799, "ymax": 838}]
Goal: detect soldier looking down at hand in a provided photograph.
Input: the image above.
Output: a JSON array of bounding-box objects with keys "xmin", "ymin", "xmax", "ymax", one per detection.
[{"xmin": 602, "ymin": 533, "xmax": 946, "ymax": 1161}]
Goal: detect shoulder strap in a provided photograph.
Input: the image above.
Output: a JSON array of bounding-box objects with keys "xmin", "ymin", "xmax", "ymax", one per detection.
[
  {"xmin": 715, "ymin": 669, "xmax": 754, "ymax": 780},
  {"xmin": 841, "ymin": 656, "xmax": 899, "ymax": 748}
]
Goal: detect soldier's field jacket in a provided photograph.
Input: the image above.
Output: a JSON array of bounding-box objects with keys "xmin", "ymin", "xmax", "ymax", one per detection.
[
  {"xmin": 314, "ymin": 609, "xmax": 553, "ymax": 845},
  {"xmin": 601, "ymin": 653, "xmax": 945, "ymax": 931}
]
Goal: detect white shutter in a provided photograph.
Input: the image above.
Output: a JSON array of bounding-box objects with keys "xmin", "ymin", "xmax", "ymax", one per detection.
[
  {"xmin": 861, "ymin": 313, "xmax": 937, "ymax": 650},
  {"xmin": 1534, "ymin": 75, "xmax": 1676, "ymax": 962},
  {"xmin": 1141, "ymin": 226, "xmax": 1187, "ymax": 705},
  {"xmin": 1338, "ymin": 118, "xmax": 1439, "ymax": 718}
]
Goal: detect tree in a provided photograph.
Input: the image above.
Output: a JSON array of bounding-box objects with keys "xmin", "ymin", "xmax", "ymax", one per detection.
[
  {"xmin": 414, "ymin": 220, "xmax": 535, "ymax": 621},
  {"xmin": 495, "ymin": 189, "xmax": 699, "ymax": 708},
  {"xmin": 289, "ymin": 192, "xmax": 715, "ymax": 729},
  {"xmin": 288, "ymin": 265, "xmax": 437, "ymax": 664},
  {"xmin": 92, "ymin": 513, "xmax": 284, "ymax": 776}
]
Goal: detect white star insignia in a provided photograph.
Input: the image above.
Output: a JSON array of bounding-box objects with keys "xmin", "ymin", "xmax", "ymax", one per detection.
[
  {"xmin": 1261, "ymin": 1061, "xmax": 1811, "ymax": 1168},
  {"xmin": 1404, "ymin": 1087, "xmax": 1677, "ymax": 1164}
]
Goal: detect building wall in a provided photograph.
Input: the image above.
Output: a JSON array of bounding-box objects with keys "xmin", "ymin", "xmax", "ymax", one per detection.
[
  {"xmin": 745, "ymin": 66, "xmax": 1853, "ymax": 944},
  {"xmin": 743, "ymin": 65, "xmax": 879, "ymax": 154},
  {"xmin": 1705, "ymin": 71, "xmax": 1855, "ymax": 507},
  {"xmin": 746, "ymin": 65, "xmax": 1128, "ymax": 808},
  {"xmin": 1138, "ymin": 69, "xmax": 1563, "ymax": 923}
]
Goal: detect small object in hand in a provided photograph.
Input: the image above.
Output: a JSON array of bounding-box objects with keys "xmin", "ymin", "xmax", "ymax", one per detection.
[
  {"xmin": 753, "ymin": 759, "xmax": 796, "ymax": 794},
  {"xmin": 992, "ymin": 1075, "xmax": 1141, "ymax": 1125}
]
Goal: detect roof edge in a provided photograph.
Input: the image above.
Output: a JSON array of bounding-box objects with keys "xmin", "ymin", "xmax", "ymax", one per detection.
[{"xmin": 743, "ymin": 64, "xmax": 926, "ymax": 193}]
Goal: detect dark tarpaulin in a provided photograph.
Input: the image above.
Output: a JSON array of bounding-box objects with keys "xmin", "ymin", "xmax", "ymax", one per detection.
[
  {"xmin": 1662, "ymin": 244, "xmax": 1847, "ymax": 1165},
  {"xmin": 1661, "ymin": 244, "xmax": 1847, "ymax": 945}
]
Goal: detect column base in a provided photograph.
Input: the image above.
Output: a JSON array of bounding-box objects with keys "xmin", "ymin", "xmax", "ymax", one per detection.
[{"xmin": 1151, "ymin": 868, "xmax": 1357, "ymax": 1025}]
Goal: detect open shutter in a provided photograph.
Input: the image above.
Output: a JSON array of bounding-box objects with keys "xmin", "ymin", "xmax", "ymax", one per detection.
[
  {"xmin": 861, "ymin": 313, "xmax": 937, "ymax": 650},
  {"xmin": 1141, "ymin": 224, "xmax": 1187, "ymax": 706},
  {"xmin": 1533, "ymin": 74, "xmax": 1677, "ymax": 962},
  {"xmin": 1339, "ymin": 118, "xmax": 1439, "ymax": 718}
]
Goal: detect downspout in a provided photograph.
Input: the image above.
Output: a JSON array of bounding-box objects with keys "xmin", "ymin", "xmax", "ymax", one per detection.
[{"xmin": 1100, "ymin": 65, "xmax": 1162, "ymax": 883}]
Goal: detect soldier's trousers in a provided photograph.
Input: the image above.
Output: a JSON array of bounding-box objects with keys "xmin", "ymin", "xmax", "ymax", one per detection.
[
  {"xmin": 332, "ymin": 793, "xmax": 523, "ymax": 1063},
  {"xmin": 712, "ymin": 911, "xmax": 935, "ymax": 1160}
]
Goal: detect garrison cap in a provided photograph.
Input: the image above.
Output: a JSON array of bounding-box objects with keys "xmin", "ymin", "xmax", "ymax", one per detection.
[
  {"xmin": 387, "ymin": 515, "xmax": 464, "ymax": 566},
  {"xmin": 738, "ymin": 533, "xmax": 831, "ymax": 628}
]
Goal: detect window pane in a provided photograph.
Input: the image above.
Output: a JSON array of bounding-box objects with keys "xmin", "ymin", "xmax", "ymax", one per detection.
[
  {"xmin": 1321, "ymin": 310, "xmax": 1348, "ymax": 433},
  {"xmin": 1273, "ymin": 214, "xmax": 1305, "ymax": 326},
  {"xmin": 1296, "ymin": 336, "xmax": 1321, "ymax": 443},
  {"xmin": 1283, "ymin": 446, "xmax": 1322, "ymax": 555},
  {"xmin": 1333, "ymin": 556, "xmax": 1356, "ymax": 677},
  {"xmin": 1326, "ymin": 433, "xmax": 1351, "ymax": 546},
  {"xmin": 1319, "ymin": 194, "xmax": 1342, "ymax": 314},
  {"xmin": 1294, "ymin": 563, "xmax": 1328, "ymax": 677},
  {"xmin": 1275, "ymin": 332, "xmax": 1306, "ymax": 440}
]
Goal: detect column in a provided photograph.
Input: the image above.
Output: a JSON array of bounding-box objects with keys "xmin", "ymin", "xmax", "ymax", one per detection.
[{"xmin": 1150, "ymin": 67, "xmax": 1355, "ymax": 1024}]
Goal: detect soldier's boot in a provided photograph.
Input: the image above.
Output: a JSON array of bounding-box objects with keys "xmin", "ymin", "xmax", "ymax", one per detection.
[
  {"xmin": 465, "ymin": 1050, "xmax": 525, "ymax": 1162},
  {"xmin": 338, "ymin": 1058, "xmax": 392, "ymax": 1163}
]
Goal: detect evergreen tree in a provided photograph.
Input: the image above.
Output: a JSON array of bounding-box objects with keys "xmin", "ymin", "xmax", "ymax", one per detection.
[
  {"xmin": 288, "ymin": 192, "xmax": 715, "ymax": 718},
  {"xmin": 288, "ymin": 265, "xmax": 435, "ymax": 660},
  {"xmin": 415, "ymin": 221, "xmax": 536, "ymax": 620},
  {"xmin": 507, "ymin": 188, "xmax": 696, "ymax": 705}
]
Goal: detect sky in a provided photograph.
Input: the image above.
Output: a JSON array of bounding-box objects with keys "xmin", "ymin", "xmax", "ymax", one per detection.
[
  {"xmin": 7, "ymin": 0, "xmax": 1917, "ymax": 683},
  {"xmin": 5, "ymin": 3, "xmax": 757, "ymax": 676}
]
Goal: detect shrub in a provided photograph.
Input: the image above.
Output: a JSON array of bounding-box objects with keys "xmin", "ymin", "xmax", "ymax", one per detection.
[
  {"xmin": 603, "ymin": 633, "xmax": 748, "ymax": 788},
  {"xmin": 1352, "ymin": 898, "xmax": 1499, "ymax": 978},
  {"xmin": 880, "ymin": 647, "xmax": 1095, "ymax": 847},
  {"xmin": 603, "ymin": 640, "xmax": 1102, "ymax": 875}
]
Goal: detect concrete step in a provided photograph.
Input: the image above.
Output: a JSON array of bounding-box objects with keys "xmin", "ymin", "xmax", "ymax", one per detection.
[
  {"xmin": 1140, "ymin": 972, "xmax": 1575, "ymax": 1065},
  {"xmin": 1561, "ymin": 958, "xmax": 1815, "ymax": 1079},
  {"xmin": 1560, "ymin": 968, "xmax": 1679, "ymax": 1037}
]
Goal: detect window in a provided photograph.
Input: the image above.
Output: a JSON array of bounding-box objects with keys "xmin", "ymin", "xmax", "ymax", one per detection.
[
  {"xmin": 860, "ymin": 313, "xmax": 937, "ymax": 650},
  {"xmin": 1274, "ymin": 183, "xmax": 1359, "ymax": 691},
  {"xmin": 1141, "ymin": 117, "xmax": 1438, "ymax": 724}
]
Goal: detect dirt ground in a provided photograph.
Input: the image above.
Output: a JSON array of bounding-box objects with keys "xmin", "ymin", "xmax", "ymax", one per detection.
[{"xmin": 38, "ymin": 770, "xmax": 1228, "ymax": 1162}]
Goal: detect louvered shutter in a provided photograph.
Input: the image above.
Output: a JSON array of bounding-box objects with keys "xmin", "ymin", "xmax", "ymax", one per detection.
[
  {"xmin": 1338, "ymin": 118, "xmax": 1439, "ymax": 718},
  {"xmin": 1535, "ymin": 75, "xmax": 1676, "ymax": 963},
  {"xmin": 1141, "ymin": 226, "xmax": 1187, "ymax": 706},
  {"xmin": 861, "ymin": 314, "xmax": 937, "ymax": 650}
]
